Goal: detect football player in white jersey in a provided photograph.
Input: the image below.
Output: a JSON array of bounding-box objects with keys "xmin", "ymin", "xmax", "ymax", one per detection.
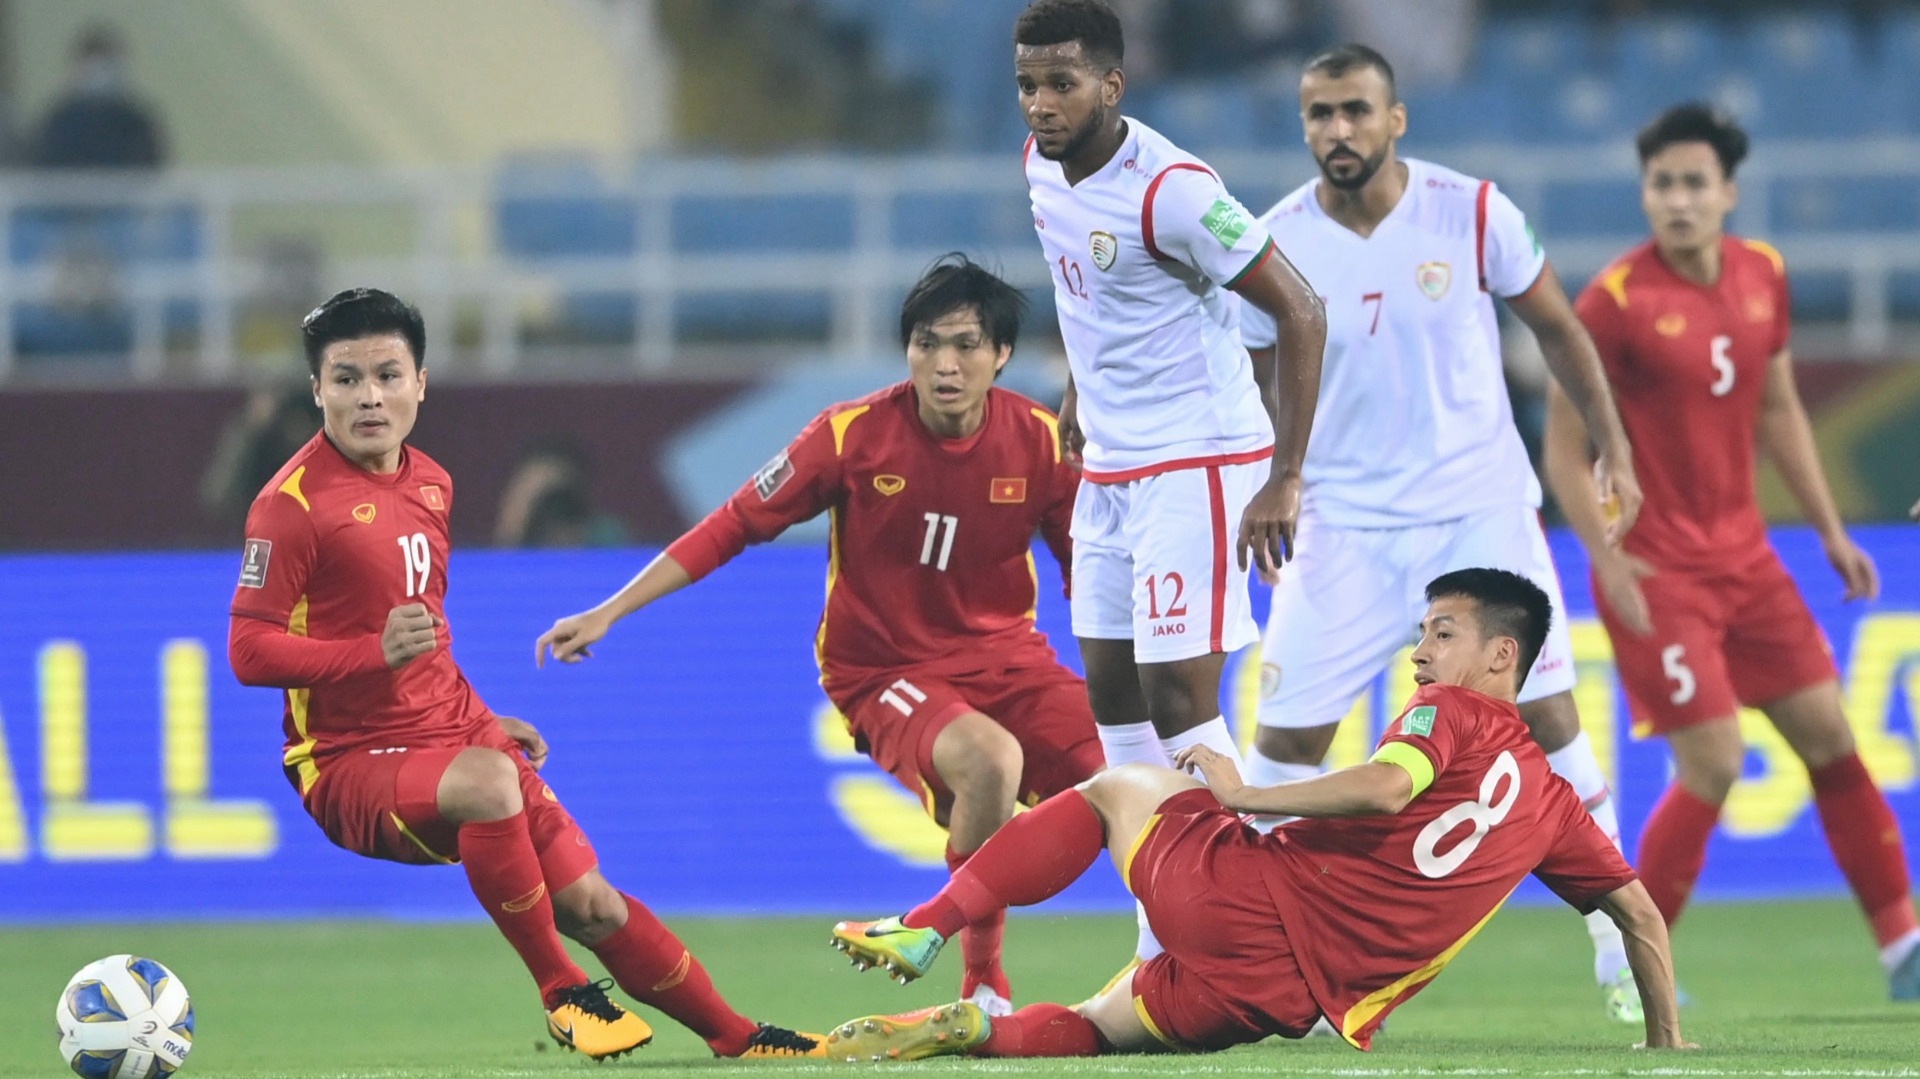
[
  {"xmin": 1238, "ymin": 44, "xmax": 1646, "ymax": 1021},
  {"xmin": 1014, "ymin": 0, "xmax": 1326, "ymax": 806}
]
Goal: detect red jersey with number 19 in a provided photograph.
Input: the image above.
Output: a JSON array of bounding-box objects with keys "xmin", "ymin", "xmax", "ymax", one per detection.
[
  {"xmin": 1574, "ymin": 236, "xmax": 1790, "ymax": 572},
  {"xmin": 229, "ymin": 432, "xmax": 492, "ymax": 795},
  {"xmin": 665, "ymin": 382, "xmax": 1078, "ymax": 694},
  {"xmin": 1261, "ymin": 684, "xmax": 1637, "ymax": 1048}
]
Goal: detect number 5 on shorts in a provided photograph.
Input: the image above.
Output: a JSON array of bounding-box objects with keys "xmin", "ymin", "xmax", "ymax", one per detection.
[{"xmin": 1661, "ymin": 644, "xmax": 1697, "ymax": 706}]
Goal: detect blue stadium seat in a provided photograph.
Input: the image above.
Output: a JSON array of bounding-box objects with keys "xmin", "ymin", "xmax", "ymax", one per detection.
[
  {"xmin": 1785, "ymin": 268, "xmax": 1850, "ymax": 321},
  {"xmin": 1611, "ymin": 15, "xmax": 1726, "ymax": 126},
  {"xmin": 1401, "ymin": 78, "xmax": 1519, "ymax": 146},
  {"xmin": 1767, "ymin": 177, "xmax": 1919, "ymax": 234},
  {"xmin": 1538, "ymin": 178, "xmax": 1645, "ymax": 237},
  {"xmin": 1518, "ymin": 73, "xmax": 1633, "ymax": 145},
  {"xmin": 1734, "ymin": 15, "xmax": 1891, "ymax": 137},
  {"xmin": 1888, "ymin": 269, "xmax": 1920, "ymax": 321},
  {"xmin": 494, "ymin": 158, "xmax": 638, "ymax": 259},
  {"xmin": 1476, "ymin": 16, "xmax": 1588, "ymax": 93},
  {"xmin": 10, "ymin": 204, "xmax": 201, "ymax": 266},
  {"xmin": 1880, "ymin": 11, "xmax": 1920, "ymax": 135},
  {"xmin": 675, "ymin": 292, "xmax": 834, "ymax": 342},
  {"xmin": 671, "ymin": 193, "xmax": 855, "ymax": 253},
  {"xmin": 891, "ymin": 191, "xmax": 1033, "ymax": 249},
  {"xmin": 1128, "ymin": 81, "xmax": 1263, "ymax": 153}
]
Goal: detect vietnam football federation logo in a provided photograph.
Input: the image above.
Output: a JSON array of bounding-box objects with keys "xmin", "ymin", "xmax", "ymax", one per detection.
[
  {"xmin": 1416, "ymin": 261, "xmax": 1452, "ymax": 301},
  {"xmin": 1089, "ymin": 231, "xmax": 1118, "ymax": 271},
  {"xmin": 352, "ymin": 503, "xmax": 377, "ymax": 524},
  {"xmin": 873, "ymin": 474, "xmax": 907, "ymax": 496}
]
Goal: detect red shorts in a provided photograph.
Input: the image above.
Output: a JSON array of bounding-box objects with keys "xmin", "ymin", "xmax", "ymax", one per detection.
[
  {"xmin": 300, "ymin": 720, "xmax": 598, "ymax": 887},
  {"xmin": 1597, "ymin": 550, "xmax": 1838, "ymax": 736},
  {"xmin": 831, "ymin": 662, "xmax": 1102, "ymax": 823},
  {"xmin": 1124, "ymin": 789, "xmax": 1319, "ymax": 1051}
]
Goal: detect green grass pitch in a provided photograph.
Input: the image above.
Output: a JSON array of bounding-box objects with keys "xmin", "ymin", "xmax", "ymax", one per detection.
[{"xmin": 6, "ymin": 900, "xmax": 1915, "ymax": 1078}]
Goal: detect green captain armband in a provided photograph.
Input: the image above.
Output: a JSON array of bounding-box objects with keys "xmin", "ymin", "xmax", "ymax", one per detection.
[{"xmin": 1370, "ymin": 741, "xmax": 1437, "ymax": 799}]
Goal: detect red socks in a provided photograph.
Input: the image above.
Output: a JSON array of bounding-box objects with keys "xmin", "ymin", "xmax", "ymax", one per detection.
[
  {"xmin": 1810, "ymin": 754, "xmax": 1920, "ymax": 948},
  {"xmin": 457, "ymin": 813, "xmax": 588, "ymax": 1004},
  {"xmin": 947, "ymin": 844, "xmax": 1010, "ymax": 1001},
  {"xmin": 589, "ymin": 893, "xmax": 758, "ymax": 1056},
  {"xmin": 1636, "ymin": 784, "xmax": 1720, "ymax": 926},
  {"xmin": 905, "ymin": 790, "xmax": 1105, "ymax": 939},
  {"xmin": 977, "ymin": 1003, "xmax": 1103, "ymax": 1057}
]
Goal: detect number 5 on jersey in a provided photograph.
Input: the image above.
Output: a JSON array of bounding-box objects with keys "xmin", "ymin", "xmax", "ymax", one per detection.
[{"xmin": 397, "ymin": 532, "xmax": 431, "ymax": 597}]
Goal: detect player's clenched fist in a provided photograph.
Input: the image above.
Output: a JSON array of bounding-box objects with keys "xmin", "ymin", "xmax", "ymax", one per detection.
[
  {"xmin": 535, "ymin": 611, "xmax": 610, "ymax": 668},
  {"xmin": 381, "ymin": 603, "xmax": 441, "ymax": 669}
]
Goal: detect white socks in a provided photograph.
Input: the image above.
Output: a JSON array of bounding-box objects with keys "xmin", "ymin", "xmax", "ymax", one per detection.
[
  {"xmin": 1546, "ymin": 731, "xmax": 1630, "ymax": 984},
  {"xmin": 1160, "ymin": 715, "xmax": 1245, "ymax": 770},
  {"xmin": 1097, "ymin": 720, "xmax": 1172, "ymax": 769},
  {"xmin": 1881, "ymin": 928, "xmax": 1920, "ymax": 973}
]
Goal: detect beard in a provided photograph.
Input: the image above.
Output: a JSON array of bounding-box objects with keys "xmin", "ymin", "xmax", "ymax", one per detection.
[
  {"xmin": 1036, "ymin": 103, "xmax": 1110, "ymax": 163},
  {"xmin": 1317, "ymin": 144, "xmax": 1388, "ymax": 191}
]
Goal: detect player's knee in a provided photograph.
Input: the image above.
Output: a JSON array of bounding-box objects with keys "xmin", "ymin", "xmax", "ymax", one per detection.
[
  {"xmin": 1674, "ymin": 746, "xmax": 1742, "ymax": 805},
  {"xmin": 553, "ymin": 873, "xmax": 626, "ymax": 945},
  {"xmin": 934, "ymin": 719, "xmax": 1024, "ymax": 802},
  {"xmin": 1253, "ymin": 724, "xmax": 1333, "ymax": 766},
  {"xmin": 439, "ymin": 748, "xmax": 524, "ymax": 823}
]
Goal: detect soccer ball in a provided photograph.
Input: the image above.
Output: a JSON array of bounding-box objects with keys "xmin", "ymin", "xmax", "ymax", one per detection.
[{"xmin": 55, "ymin": 955, "xmax": 194, "ymax": 1079}]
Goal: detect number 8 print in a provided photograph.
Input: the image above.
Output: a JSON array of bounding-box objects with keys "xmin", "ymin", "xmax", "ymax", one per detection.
[{"xmin": 1413, "ymin": 750, "xmax": 1521, "ymax": 879}]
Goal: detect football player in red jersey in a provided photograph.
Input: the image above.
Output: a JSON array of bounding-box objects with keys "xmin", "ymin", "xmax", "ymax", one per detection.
[
  {"xmin": 227, "ymin": 289, "xmax": 822, "ymax": 1060},
  {"xmin": 1546, "ymin": 104, "xmax": 1920, "ymax": 998},
  {"xmin": 537, "ymin": 256, "xmax": 1104, "ymax": 1015},
  {"xmin": 821, "ymin": 569, "xmax": 1689, "ymax": 1059}
]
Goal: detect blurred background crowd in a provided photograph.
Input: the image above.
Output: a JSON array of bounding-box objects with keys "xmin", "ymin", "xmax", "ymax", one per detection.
[{"xmin": 0, "ymin": 0, "xmax": 1916, "ymax": 553}]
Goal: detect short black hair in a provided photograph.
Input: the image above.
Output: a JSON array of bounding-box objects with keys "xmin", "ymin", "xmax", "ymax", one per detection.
[
  {"xmin": 1637, "ymin": 102, "xmax": 1749, "ymax": 179},
  {"xmin": 301, "ymin": 287, "xmax": 426, "ymax": 376},
  {"xmin": 1425, "ymin": 568, "xmax": 1553, "ymax": 690},
  {"xmin": 899, "ymin": 253, "xmax": 1028, "ymax": 352},
  {"xmin": 1304, "ymin": 43, "xmax": 1397, "ymax": 103},
  {"xmin": 1015, "ymin": 0, "xmax": 1124, "ymax": 71}
]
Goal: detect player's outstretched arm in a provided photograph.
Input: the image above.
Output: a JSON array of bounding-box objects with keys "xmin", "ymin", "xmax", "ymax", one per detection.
[
  {"xmin": 1593, "ymin": 881, "xmax": 1693, "ymax": 1049},
  {"xmin": 1510, "ymin": 265, "xmax": 1642, "ymax": 542},
  {"xmin": 1173, "ymin": 745, "xmax": 1414, "ymax": 817},
  {"xmin": 1543, "ymin": 382, "xmax": 1654, "ymax": 635},
  {"xmin": 1756, "ymin": 349, "xmax": 1879, "ymax": 601},
  {"xmin": 1232, "ymin": 249, "xmax": 1327, "ymax": 573},
  {"xmin": 535, "ymin": 551, "xmax": 694, "ymax": 667}
]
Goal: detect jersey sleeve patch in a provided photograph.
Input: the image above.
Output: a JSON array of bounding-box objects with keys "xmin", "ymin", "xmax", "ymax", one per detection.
[
  {"xmin": 1402, "ymin": 705, "xmax": 1437, "ymax": 737},
  {"xmin": 1201, "ymin": 197, "xmax": 1252, "ymax": 250},
  {"xmin": 238, "ymin": 538, "xmax": 272, "ymax": 589},
  {"xmin": 752, "ymin": 451, "xmax": 794, "ymax": 501}
]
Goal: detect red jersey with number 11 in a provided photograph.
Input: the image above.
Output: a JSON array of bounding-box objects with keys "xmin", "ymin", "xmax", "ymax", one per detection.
[
  {"xmin": 1574, "ymin": 236, "xmax": 1791, "ymax": 571},
  {"xmin": 666, "ymin": 382, "xmax": 1078, "ymax": 693},
  {"xmin": 229, "ymin": 432, "xmax": 491, "ymax": 794},
  {"xmin": 1262, "ymin": 684, "xmax": 1637, "ymax": 1048}
]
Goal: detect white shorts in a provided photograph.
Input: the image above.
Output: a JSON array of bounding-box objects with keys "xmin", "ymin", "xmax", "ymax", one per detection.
[
  {"xmin": 1070, "ymin": 460, "xmax": 1263, "ymax": 664},
  {"xmin": 1257, "ymin": 503, "xmax": 1578, "ymax": 729}
]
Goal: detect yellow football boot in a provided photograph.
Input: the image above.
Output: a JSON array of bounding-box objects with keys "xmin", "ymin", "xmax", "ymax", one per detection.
[
  {"xmin": 734, "ymin": 1023, "xmax": 826, "ymax": 1058},
  {"xmin": 546, "ymin": 980, "xmax": 653, "ymax": 1060},
  {"xmin": 824, "ymin": 1001, "xmax": 989, "ymax": 1062}
]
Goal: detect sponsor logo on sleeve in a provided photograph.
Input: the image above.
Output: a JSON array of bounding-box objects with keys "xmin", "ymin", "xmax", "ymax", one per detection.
[
  {"xmin": 1200, "ymin": 198, "xmax": 1252, "ymax": 250},
  {"xmin": 1089, "ymin": 231, "xmax": 1118, "ymax": 271},
  {"xmin": 990, "ymin": 477, "xmax": 1028, "ymax": 503},
  {"xmin": 1527, "ymin": 222, "xmax": 1542, "ymax": 256},
  {"xmin": 753, "ymin": 451, "xmax": 794, "ymax": 501},
  {"xmin": 1417, "ymin": 261, "xmax": 1452, "ymax": 300},
  {"xmin": 1403, "ymin": 705, "xmax": 1437, "ymax": 737},
  {"xmin": 239, "ymin": 539, "xmax": 272, "ymax": 589}
]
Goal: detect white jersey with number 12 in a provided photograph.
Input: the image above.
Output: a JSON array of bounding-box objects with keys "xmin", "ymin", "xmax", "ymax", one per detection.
[{"xmin": 1027, "ymin": 118, "xmax": 1278, "ymax": 483}]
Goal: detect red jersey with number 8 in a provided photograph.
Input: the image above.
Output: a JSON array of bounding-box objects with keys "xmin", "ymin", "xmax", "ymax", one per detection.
[
  {"xmin": 1573, "ymin": 236, "xmax": 1790, "ymax": 572},
  {"xmin": 230, "ymin": 432, "xmax": 491, "ymax": 792},
  {"xmin": 1261, "ymin": 684, "xmax": 1637, "ymax": 1047}
]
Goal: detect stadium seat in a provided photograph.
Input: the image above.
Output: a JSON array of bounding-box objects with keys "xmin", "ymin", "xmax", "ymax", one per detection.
[
  {"xmin": 1538, "ymin": 178, "xmax": 1646, "ymax": 238},
  {"xmin": 1733, "ymin": 15, "xmax": 1891, "ymax": 137},
  {"xmin": 493, "ymin": 158, "xmax": 639, "ymax": 258},
  {"xmin": 1767, "ymin": 177, "xmax": 1919, "ymax": 234},
  {"xmin": 1402, "ymin": 78, "xmax": 1519, "ymax": 146},
  {"xmin": 1128, "ymin": 81, "xmax": 1263, "ymax": 153},
  {"xmin": 9, "ymin": 204, "xmax": 202, "ymax": 266},
  {"xmin": 675, "ymin": 292, "xmax": 834, "ymax": 343},
  {"xmin": 1476, "ymin": 15, "xmax": 1588, "ymax": 93},
  {"xmin": 890, "ymin": 191, "xmax": 1034, "ymax": 250},
  {"xmin": 671, "ymin": 193, "xmax": 855, "ymax": 253},
  {"xmin": 1611, "ymin": 15, "xmax": 1727, "ymax": 125},
  {"xmin": 1786, "ymin": 268, "xmax": 1852, "ymax": 322}
]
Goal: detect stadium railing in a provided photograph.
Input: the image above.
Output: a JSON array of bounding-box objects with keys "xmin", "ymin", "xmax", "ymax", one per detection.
[{"xmin": 1, "ymin": 137, "xmax": 1918, "ymax": 383}]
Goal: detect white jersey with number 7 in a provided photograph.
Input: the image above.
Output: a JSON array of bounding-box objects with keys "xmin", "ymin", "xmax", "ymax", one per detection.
[
  {"xmin": 1026, "ymin": 118, "xmax": 1279, "ymax": 483},
  {"xmin": 1240, "ymin": 158, "xmax": 1545, "ymax": 526}
]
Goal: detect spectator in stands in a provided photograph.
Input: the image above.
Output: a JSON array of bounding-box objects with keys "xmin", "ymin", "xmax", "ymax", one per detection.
[
  {"xmin": 495, "ymin": 437, "xmax": 629, "ymax": 548},
  {"xmin": 200, "ymin": 385, "xmax": 322, "ymax": 531},
  {"xmin": 32, "ymin": 25, "xmax": 166, "ymax": 170},
  {"xmin": 1331, "ymin": 0, "xmax": 1478, "ymax": 87}
]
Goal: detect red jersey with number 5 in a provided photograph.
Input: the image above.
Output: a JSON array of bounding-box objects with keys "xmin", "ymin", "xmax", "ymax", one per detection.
[
  {"xmin": 1261, "ymin": 684, "xmax": 1637, "ymax": 1048},
  {"xmin": 666, "ymin": 382, "xmax": 1078, "ymax": 693},
  {"xmin": 229, "ymin": 432, "xmax": 491, "ymax": 793},
  {"xmin": 1574, "ymin": 236, "xmax": 1790, "ymax": 572}
]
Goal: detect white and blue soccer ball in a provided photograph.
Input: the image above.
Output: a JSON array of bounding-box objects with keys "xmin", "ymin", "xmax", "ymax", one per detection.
[{"xmin": 55, "ymin": 955, "xmax": 194, "ymax": 1079}]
